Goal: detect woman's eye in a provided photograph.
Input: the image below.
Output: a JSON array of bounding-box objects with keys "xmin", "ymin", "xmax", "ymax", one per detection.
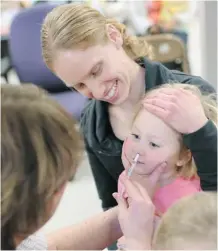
[
  {"xmin": 149, "ymin": 142, "xmax": 160, "ymax": 148},
  {"xmin": 92, "ymin": 64, "xmax": 102, "ymax": 77},
  {"xmin": 131, "ymin": 133, "xmax": 140, "ymax": 140},
  {"xmin": 92, "ymin": 71, "xmax": 98, "ymax": 77},
  {"xmin": 76, "ymin": 83, "xmax": 85, "ymax": 89}
]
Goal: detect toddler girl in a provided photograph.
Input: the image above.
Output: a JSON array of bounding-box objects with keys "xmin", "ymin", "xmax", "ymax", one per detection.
[{"xmin": 117, "ymin": 83, "xmax": 217, "ymax": 249}]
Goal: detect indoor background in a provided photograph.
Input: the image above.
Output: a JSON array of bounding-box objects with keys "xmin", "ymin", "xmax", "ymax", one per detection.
[{"xmin": 1, "ymin": 0, "xmax": 217, "ymax": 235}]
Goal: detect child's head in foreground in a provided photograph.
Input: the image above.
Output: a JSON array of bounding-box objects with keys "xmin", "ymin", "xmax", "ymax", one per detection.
[
  {"xmin": 153, "ymin": 191, "xmax": 217, "ymax": 250},
  {"xmin": 1, "ymin": 84, "xmax": 83, "ymax": 250},
  {"xmin": 122, "ymin": 83, "xmax": 217, "ymax": 180}
]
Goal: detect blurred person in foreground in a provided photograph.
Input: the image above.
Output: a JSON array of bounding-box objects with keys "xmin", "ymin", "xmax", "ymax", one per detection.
[
  {"xmin": 1, "ymin": 84, "xmax": 159, "ymax": 250},
  {"xmin": 114, "ymin": 189, "xmax": 217, "ymax": 250},
  {"xmin": 153, "ymin": 191, "xmax": 217, "ymax": 250}
]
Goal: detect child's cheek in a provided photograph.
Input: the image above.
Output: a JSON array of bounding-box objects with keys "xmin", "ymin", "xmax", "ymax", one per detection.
[
  {"xmin": 160, "ymin": 150, "xmax": 179, "ymax": 170},
  {"xmin": 154, "ymin": 150, "xmax": 169, "ymax": 163},
  {"xmin": 122, "ymin": 138, "xmax": 133, "ymax": 168},
  {"xmin": 123, "ymin": 137, "xmax": 131, "ymax": 152},
  {"xmin": 122, "ymin": 137, "xmax": 133, "ymax": 158}
]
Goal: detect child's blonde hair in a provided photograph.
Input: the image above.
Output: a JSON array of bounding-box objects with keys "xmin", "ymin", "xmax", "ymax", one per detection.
[
  {"xmin": 134, "ymin": 83, "xmax": 217, "ymax": 179},
  {"xmin": 153, "ymin": 192, "xmax": 217, "ymax": 250}
]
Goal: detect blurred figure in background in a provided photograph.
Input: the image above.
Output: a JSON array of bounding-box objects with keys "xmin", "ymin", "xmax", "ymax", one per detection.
[
  {"xmin": 147, "ymin": 0, "xmax": 195, "ymax": 31},
  {"xmin": 103, "ymin": 0, "xmax": 152, "ymax": 36},
  {"xmin": 146, "ymin": 0, "xmax": 197, "ymax": 46},
  {"xmin": 1, "ymin": 1, "xmax": 24, "ymax": 36}
]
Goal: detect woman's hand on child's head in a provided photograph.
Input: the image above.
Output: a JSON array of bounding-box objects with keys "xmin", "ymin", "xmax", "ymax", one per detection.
[
  {"xmin": 143, "ymin": 87, "xmax": 208, "ymax": 134},
  {"xmin": 113, "ymin": 179, "xmax": 155, "ymax": 250}
]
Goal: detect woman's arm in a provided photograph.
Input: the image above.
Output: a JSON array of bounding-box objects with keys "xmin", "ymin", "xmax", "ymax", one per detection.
[
  {"xmin": 184, "ymin": 120, "xmax": 217, "ymax": 191},
  {"xmin": 47, "ymin": 207, "xmax": 122, "ymax": 250}
]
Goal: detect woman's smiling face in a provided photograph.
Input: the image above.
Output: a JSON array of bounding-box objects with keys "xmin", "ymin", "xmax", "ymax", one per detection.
[{"xmin": 122, "ymin": 109, "xmax": 182, "ymax": 175}]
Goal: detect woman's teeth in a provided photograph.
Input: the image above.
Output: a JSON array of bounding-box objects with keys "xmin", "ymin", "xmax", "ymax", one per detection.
[{"xmin": 105, "ymin": 81, "xmax": 118, "ymax": 100}]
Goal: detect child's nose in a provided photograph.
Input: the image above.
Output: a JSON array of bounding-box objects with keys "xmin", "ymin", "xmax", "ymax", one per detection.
[{"xmin": 133, "ymin": 146, "xmax": 146, "ymax": 157}]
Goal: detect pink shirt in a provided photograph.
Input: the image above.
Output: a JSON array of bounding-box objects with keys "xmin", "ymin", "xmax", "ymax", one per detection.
[{"xmin": 118, "ymin": 171, "xmax": 201, "ymax": 215}]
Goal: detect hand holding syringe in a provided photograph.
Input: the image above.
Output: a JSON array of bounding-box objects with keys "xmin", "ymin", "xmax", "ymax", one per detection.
[{"xmin": 121, "ymin": 153, "xmax": 140, "ymax": 196}]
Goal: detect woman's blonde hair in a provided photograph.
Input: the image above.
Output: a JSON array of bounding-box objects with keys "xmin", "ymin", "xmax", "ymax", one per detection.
[
  {"xmin": 1, "ymin": 84, "xmax": 84, "ymax": 249},
  {"xmin": 134, "ymin": 83, "xmax": 217, "ymax": 179},
  {"xmin": 153, "ymin": 192, "xmax": 217, "ymax": 250},
  {"xmin": 41, "ymin": 3, "xmax": 151, "ymax": 70}
]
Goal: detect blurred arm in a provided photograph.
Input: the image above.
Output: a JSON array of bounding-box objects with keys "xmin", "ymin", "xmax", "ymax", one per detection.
[{"xmin": 47, "ymin": 207, "xmax": 122, "ymax": 250}]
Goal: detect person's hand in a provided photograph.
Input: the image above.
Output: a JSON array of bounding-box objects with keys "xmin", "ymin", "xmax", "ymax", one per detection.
[
  {"xmin": 121, "ymin": 146, "xmax": 167, "ymax": 198},
  {"xmin": 113, "ymin": 179, "xmax": 155, "ymax": 250},
  {"xmin": 143, "ymin": 87, "xmax": 208, "ymax": 134},
  {"xmin": 117, "ymin": 236, "xmax": 126, "ymax": 250}
]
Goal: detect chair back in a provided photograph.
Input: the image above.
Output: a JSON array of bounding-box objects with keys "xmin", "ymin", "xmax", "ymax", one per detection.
[
  {"xmin": 145, "ymin": 33, "xmax": 190, "ymax": 73},
  {"xmin": 9, "ymin": 4, "xmax": 69, "ymax": 93}
]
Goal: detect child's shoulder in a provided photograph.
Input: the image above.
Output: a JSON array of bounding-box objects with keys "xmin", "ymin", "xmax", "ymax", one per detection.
[
  {"xmin": 173, "ymin": 176, "xmax": 201, "ymax": 191},
  {"xmin": 160, "ymin": 176, "xmax": 201, "ymax": 195},
  {"xmin": 154, "ymin": 176, "xmax": 201, "ymax": 214}
]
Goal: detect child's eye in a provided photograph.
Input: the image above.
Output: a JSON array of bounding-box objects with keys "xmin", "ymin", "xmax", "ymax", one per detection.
[
  {"xmin": 149, "ymin": 142, "xmax": 160, "ymax": 148},
  {"xmin": 131, "ymin": 133, "xmax": 140, "ymax": 140}
]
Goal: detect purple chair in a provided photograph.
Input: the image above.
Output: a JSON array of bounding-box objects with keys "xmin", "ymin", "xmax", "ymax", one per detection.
[{"xmin": 9, "ymin": 4, "xmax": 88, "ymax": 120}]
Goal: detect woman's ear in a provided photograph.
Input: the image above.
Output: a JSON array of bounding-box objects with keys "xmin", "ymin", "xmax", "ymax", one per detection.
[
  {"xmin": 106, "ymin": 24, "xmax": 123, "ymax": 48},
  {"xmin": 176, "ymin": 149, "xmax": 192, "ymax": 167}
]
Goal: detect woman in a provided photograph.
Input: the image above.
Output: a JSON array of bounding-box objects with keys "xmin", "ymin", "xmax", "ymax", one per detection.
[{"xmin": 41, "ymin": 3, "xmax": 217, "ymax": 212}]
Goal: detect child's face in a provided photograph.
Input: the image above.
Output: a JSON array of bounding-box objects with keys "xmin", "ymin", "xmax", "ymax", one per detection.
[{"xmin": 122, "ymin": 109, "xmax": 182, "ymax": 175}]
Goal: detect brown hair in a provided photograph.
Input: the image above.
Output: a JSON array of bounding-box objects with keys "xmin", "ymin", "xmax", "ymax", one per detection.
[
  {"xmin": 41, "ymin": 3, "xmax": 151, "ymax": 70},
  {"xmin": 153, "ymin": 192, "xmax": 217, "ymax": 250},
  {"xmin": 1, "ymin": 84, "xmax": 84, "ymax": 249},
  {"xmin": 134, "ymin": 83, "xmax": 217, "ymax": 179}
]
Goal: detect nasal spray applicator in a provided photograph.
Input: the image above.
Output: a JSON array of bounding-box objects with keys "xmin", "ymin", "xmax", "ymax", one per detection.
[
  {"xmin": 121, "ymin": 153, "xmax": 140, "ymax": 196},
  {"xmin": 127, "ymin": 153, "xmax": 140, "ymax": 178}
]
